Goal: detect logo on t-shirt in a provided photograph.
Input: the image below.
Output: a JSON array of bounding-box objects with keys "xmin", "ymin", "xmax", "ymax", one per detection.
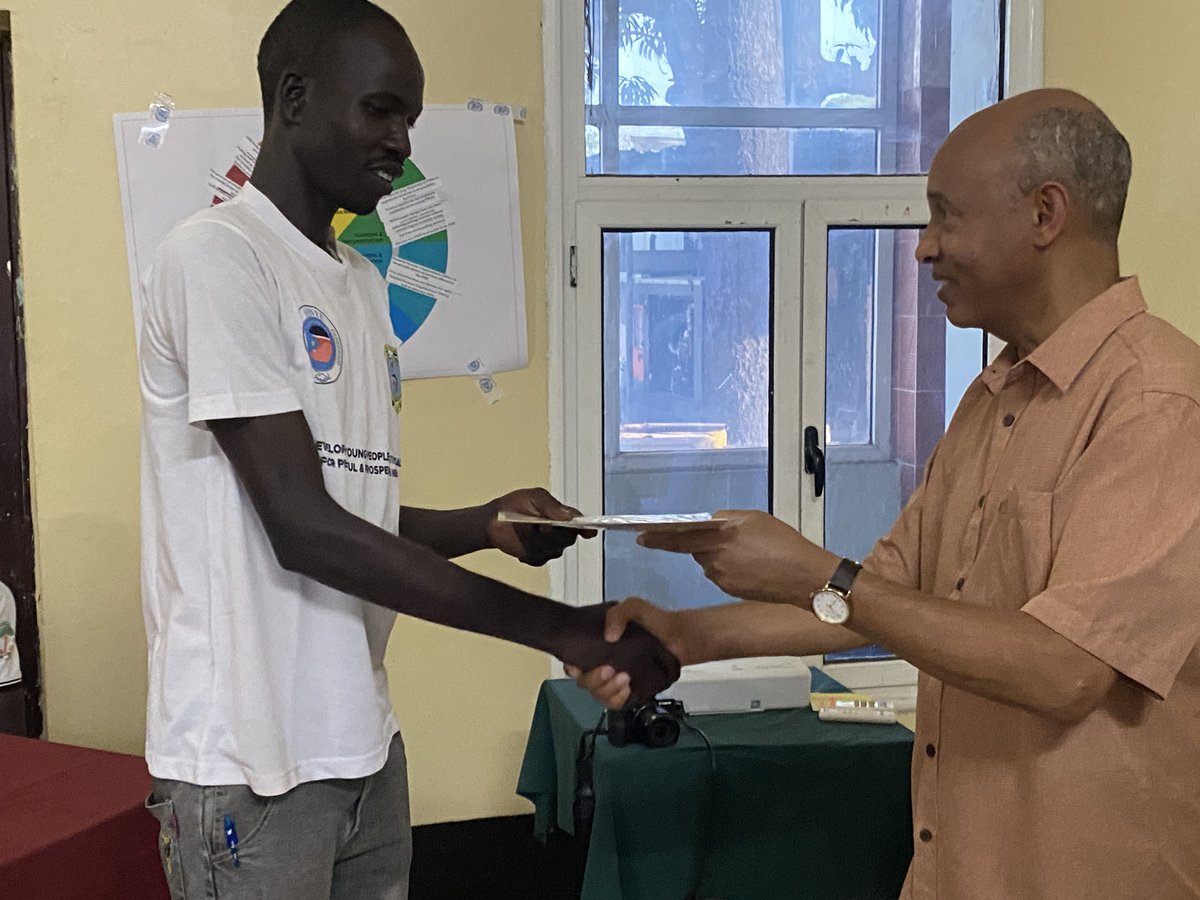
[
  {"xmin": 300, "ymin": 306, "xmax": 343, "ymax": 384},
  {"xmin": 385, "ymin": 344, "xmax": 402, "ymax": 413}
]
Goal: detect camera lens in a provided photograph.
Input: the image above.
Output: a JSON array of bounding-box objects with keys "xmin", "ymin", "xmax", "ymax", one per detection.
[
  {"xmin": 635, "ymin": 706, "xmax": 681, "ymax": 748},
  {"xmin": 645, "ymin": 716, "xmax": 680, "ymax": 747}
]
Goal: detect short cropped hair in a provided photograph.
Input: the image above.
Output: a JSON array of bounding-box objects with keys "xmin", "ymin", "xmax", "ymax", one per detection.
[
  {"xmin": 258, "ymin": 0, "xmax": 407, "ymax": 120},
  {"xmin": 1014, "ymin": 106, "xmax": 1132, "ymax": 243}
]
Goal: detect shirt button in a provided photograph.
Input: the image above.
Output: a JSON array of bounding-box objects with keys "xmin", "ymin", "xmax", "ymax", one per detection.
[
  {"xmin": 1002, "ymin": 413, "xmax": 1015, "ymax": 427},
  {"xmin": 919, "ymin": 828, "xmax": 934, "ymax": 843},
  {"xmin": 955, "ymin": 578, "xmax": 965, "ymax": 591},
  {"xmin": 925, "ymin": 744, "xmax": 936, "ymax": 758}
]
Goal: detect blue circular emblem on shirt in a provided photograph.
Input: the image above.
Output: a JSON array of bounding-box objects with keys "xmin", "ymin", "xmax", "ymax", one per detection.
[{"xmin": 299, "ymin": 306, "xmax": 343, "ymax": 384}]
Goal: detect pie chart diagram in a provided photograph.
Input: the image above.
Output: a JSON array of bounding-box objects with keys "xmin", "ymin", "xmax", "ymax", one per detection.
[{"xmin": 215, "ymin": 149, "xmax": 448, "ymax": 343}]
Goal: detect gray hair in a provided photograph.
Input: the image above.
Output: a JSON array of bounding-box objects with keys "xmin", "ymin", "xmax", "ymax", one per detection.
[{"xmin": 1014, "ymin": 106, "xmax": 1132, "ymax": 243}]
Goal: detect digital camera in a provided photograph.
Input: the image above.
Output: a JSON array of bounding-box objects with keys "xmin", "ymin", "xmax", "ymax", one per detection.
[{"xmin": 606, "ymin": 699, "xmax": 684, "ymax": 748}]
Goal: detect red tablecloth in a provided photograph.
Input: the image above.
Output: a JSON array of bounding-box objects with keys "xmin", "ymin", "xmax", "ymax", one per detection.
[{"xmin": 0, "ymin": 734, "xmax": 169, "ymax": 899}]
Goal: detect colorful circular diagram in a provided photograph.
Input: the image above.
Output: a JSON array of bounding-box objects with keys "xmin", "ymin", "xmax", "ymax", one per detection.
[
  {"xmin": 215, "ymin": 147, "xmax": 448, "ymax": 344},
  {"xmin": 332, "ymin": 162, "xmax": 449, "ymax": 343}
]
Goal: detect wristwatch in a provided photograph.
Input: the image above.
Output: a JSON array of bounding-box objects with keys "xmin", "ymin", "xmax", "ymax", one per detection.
[{"xmin": 810, "ymin": 558, "xmax": 862, "ymax": 625}]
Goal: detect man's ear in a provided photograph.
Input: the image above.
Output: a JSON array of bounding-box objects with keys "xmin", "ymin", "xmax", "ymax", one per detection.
[
  {"xmin": 275, "ymin": 72, "xmax": 309, "ymax": 125},
  {"xmin": 1031, "ymin": 181, "xmax": 1069, "ymax": 249}
]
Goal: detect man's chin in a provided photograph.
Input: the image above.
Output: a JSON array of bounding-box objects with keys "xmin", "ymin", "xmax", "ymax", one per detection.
[
  {"xmin": 342, "ymin": 197, "xmax": 381, "ymax": 217},
  {"xmin": 941, "ymin": 297, "xmax": 976, "ymax": 330}
]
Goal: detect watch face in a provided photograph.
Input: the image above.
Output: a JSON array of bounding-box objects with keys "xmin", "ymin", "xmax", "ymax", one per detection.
[{"xmin": 812, "ymin": 589, "xmax": 850, "ymax": 625}]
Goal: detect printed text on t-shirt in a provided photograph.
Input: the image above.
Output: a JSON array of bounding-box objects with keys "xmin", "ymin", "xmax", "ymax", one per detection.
[{"xmin": 315, "ymin": 440, "xmax": 401, "ymax": 478}]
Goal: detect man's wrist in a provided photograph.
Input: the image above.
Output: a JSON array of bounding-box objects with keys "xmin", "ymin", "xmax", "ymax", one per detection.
[
  {"xmin": 479, "ymin": 498, "xmax": 501, "ymax": 549},
  {"xmin": 540, "ymin": 604, "xmax": 575, "ymax": 661},
  {"xmin": 499, "ymin": 589, "xmax": 580, "ymax": 660},
  {"xmin": 794, "ymin": 548, "xmax": 843, "ymax": 606},
  {"xmin": 686, "ymin": 613, "xmax": 715, "ymax": 666},
  {"xmin": 546, "ymin": 601, "xmax": 614, "ymax": 666},
  {"xmin": 682, "ymin": 609, "xmax": 722, "ymax": 665}
]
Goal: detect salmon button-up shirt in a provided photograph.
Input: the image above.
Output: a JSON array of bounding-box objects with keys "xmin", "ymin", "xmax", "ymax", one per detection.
[{"xmin": 865, "ymin": 278, "xmax": 1200, "ymax": 899}]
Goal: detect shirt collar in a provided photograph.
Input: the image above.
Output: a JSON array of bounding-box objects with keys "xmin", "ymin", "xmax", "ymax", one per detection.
[
  {"xmin": 236, "ymin": 182, "xmax": 344, "ymax": 271},
  {"xmin": 980, "ymin": 277, "xmax": 1147, "ymax": 395}
]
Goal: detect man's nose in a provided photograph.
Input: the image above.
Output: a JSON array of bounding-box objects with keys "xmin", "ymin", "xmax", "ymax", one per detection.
[
  {"xmin": 915, "ymin": 228, "xmax": 938, "ymax": 264},
  {"xmin": 382, "ymin": 122, "xmax": 411, "ymax": 160}
]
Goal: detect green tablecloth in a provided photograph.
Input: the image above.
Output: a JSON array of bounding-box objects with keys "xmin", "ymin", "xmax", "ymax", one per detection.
[{"xmin": 517, "ymin": 674, "xmax": 913, "ymax": 900}]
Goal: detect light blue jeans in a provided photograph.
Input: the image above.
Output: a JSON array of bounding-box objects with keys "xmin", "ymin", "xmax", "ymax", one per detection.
[{"xmin": 146, "ymin": 733, "xmax": 411, "ymax": 900}]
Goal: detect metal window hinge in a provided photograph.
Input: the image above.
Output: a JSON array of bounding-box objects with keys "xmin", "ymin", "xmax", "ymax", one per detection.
[{"xmin": 569, "ymin": 245, "xmax": 577, "ymax": 288}]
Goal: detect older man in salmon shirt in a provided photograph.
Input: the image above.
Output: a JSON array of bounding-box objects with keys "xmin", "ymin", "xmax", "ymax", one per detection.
[{"xmin": 572, "ymin": 88, "xmax": 1200, "ymax": 899}]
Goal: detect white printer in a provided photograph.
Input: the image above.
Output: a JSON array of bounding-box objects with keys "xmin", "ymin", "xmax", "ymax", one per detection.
[{"xmin": 661, "ymin": 656, "xmax": 812, "ymax": 714}]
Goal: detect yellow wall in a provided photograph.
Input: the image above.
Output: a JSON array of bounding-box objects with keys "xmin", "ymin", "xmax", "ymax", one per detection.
[
  {"xmin": 1045, "ymin": 0, "xmax": 1200, "ymax": 340},
  {"xmin": 15, "ymin": 0, "xmax": 550, "ymax": 824}
]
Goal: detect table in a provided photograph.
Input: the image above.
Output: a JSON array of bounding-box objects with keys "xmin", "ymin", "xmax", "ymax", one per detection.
[
  {"xmin": 0, "ymin": 734, "xmax": 169, "ymax": 899},
  {"xmin": 518, "ymin": 674, "xmax": 913, "ymax": 900}
]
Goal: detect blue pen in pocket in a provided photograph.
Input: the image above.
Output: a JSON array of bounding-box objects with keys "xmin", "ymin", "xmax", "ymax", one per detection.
[{"xmin": 223, "ymin": 814, "xmax": 240, "ymax": 869}]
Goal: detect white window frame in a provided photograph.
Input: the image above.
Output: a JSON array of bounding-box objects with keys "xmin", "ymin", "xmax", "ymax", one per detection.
[
  {"xmin": 802, "ymin": 199, "xmax": 955, "ymax": 693},
  {"xmin": 569, "ymin": 202, "xmax": 804, "ymax": 604},
  {"xmin": 821, "ymin": 227, "xmax": 897, "ymax": 464},
  {"xmin": 544, "ymin": 0, "xmax": 1045, "ymax": 699}
]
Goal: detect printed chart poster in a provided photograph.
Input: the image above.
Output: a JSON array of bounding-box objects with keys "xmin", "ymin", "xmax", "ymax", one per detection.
[{"xmin": 114, "ymin": 106, "xmax": 527, "ymax": 378}]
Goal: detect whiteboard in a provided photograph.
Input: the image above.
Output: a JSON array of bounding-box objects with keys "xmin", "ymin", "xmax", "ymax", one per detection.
[{"xmin": 114, "ymin": 105, "xmax": 527, "ymax": 379}]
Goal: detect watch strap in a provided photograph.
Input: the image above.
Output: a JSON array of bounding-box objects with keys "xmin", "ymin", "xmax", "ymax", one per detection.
[{"xmin": 827, "ymin": 558, "xmax": 862, "ymax": 596}]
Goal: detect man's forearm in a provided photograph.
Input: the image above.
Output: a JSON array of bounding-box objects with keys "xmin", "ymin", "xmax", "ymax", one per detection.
[
  {"xmin": 690, "ymin": 600, "xmax": 866, "ymax": 663},
  {"xmin": 398, "ymin": 504, "xmax": 493, "ymax": 559},
  {"xmin": 291, "ymin": 501, "xmax": 573, "ymax": 655},
  {"xmin": 208, "ymin": 411, "xmax": 675, "ymax": 691},
  {"xmin": 273, "ymin": 498, "xmax": 679, "ymax": 701},
  {"xmin": 838, "ymin": 571, "xmax": 1117, "ymax": 722}
]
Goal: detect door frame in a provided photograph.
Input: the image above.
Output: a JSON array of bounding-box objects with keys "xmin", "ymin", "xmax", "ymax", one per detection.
[{"xmin": 0, "ymin": 15, "xmax": 41, "ymax": 737}]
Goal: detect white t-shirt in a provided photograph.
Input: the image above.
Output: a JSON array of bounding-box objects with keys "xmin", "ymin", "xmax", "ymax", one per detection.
[
  {"xmin": 0, "ymin": 580, "xmax": 20, "ymax": 687},
  {"xmin": 139, "ymin": 184, "xmax": 404, "ymax": 796}
]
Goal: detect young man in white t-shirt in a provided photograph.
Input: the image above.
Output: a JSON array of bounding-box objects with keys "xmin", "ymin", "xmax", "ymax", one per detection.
[{"xmin": 138, "ymin": 2, "xmax": 679, "ymax": 897}]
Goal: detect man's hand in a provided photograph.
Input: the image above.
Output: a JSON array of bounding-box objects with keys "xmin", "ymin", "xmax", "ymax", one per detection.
[
  {"xmin": 638, "ymin": 509, "xmax": 839, "ymax": 604},
  {"xmin": 485, "ymin": 488, "xmax": 596, "ymax": 566},
  {"xmin": 566, "ymin": 598, "xmax": 699, "ymax": 709},
  {"xmin": 559, "ymin": 601, "xmax": 680, "ymax": 706}
]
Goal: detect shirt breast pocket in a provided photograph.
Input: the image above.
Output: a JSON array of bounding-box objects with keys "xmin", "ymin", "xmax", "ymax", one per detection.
[{"xmin": 975, "ymin": 488, "xmax": 1055, "ymax": 606}]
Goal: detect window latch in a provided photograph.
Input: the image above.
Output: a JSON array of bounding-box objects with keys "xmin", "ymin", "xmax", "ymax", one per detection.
[{"xmin": 803, "ymin": 425, "xmax": 825, "ymax": 498}]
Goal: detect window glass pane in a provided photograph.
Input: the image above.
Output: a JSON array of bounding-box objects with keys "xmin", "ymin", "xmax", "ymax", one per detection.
[
  {"xmin": 823, "ymin": 227, "xmax": 983, "ymax": 663},
  {"xmin": 585, "ymin": 125, "xmax": 879, "ymax": 176},
  {"xmin": 585, "ymin": 0, "xmax": 1002, "ymax": 175},
  {"xmin": 602, "ymin": 230, "xmax": 770, "ymax": 611},
  {"xmin": 826, "ymin": 229, "xmax": 877, "ymax": 446}
]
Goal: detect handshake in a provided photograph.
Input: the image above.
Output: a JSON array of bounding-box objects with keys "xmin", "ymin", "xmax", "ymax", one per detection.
[
  {"xmin": 556, "ymin": 600, "xmax": 683, "ymax": 707},
  {"xmin": 494, "ymin": 493, "xmax": 832, "ymax": 709}
]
